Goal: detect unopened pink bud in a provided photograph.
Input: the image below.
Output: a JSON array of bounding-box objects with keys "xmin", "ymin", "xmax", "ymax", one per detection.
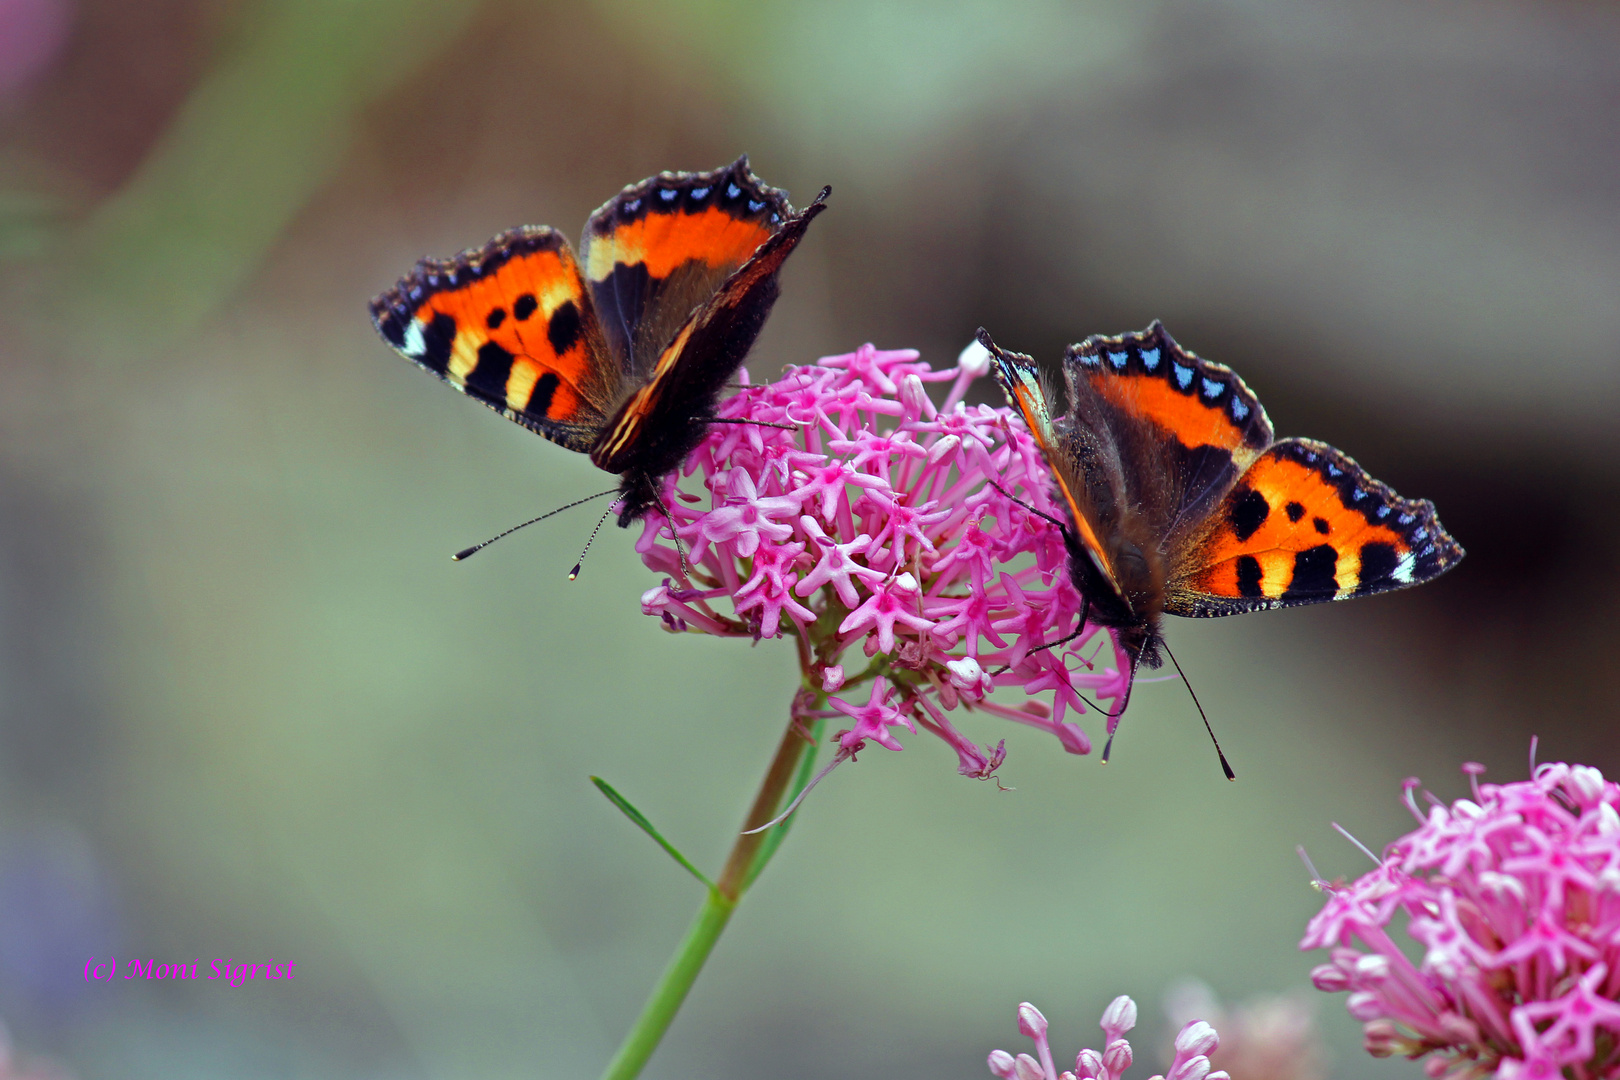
[
  {"xmin": 928, "ymin": 434, "xmax": 961, "ymax": 465},
  {"xmin": 1174, "ymin": 1020, "xmax": 1219, "ymax": 1058},
  {"xmin": 1017, "ymin": 1002, "xmax": 1049, "ymax": 1040},
  {"xmin": 988, "ymin": 1050, "xmax": 1018, "ymax": 1078},
  {"xmin": 899, "ymin": 374, "xmax": 930, "ymax": 419},
  {"xmin": 946, "ymin": 656, "xmax": 986, "ymax": 690},
  {"xmin": 958, "ymin": 339, "xmax": 993, "ymax": 377},
  {"xmin": 1074, "ymin": 1048, "xmax": 1104, "ymax": 1079},
  {"xmin": 1346, "ymin": 991, "xmax": 1385, "ymax": 1020},
  {"xmin": 822, "ymin": 665, "xmax": 845, "ymax": 691},
  {"xmin": 1310, "ymin": 963, "xmax": 1351, "ymax": 991},
  {"xmin": 1014, "ymin": 1053, "xmax": 1047, "ymax": 1080},
  {"xmin": 1362, "ymin": 1019, "xmax": 1401, "ymax": 1057},
  {"xmin": 1099, "ymin": 994, "xmax": 1137, "ymax": 1038},
  {"xmin": 1167, "ymin": 1054, "xmax": 1210, "ymax": 1080},
  {"xmin": 1353, "ymin": 953, "xmax": 1391, "ymax": 983},
  {"xmin": 1569, "ymin": 765, "xmax": 1606, "ymax": 804},
  {"xmin": 1102, "ymin": 1038, "xmax": 1132, "ymax": 1076}
]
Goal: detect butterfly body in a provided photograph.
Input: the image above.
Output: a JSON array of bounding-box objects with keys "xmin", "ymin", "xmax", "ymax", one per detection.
[
  {"xmin": 370, "ymin": 157, "xmax": 828, "ymax": 525},
  {"xmin": 981, "ymin": 322, "xmax": 1463, "ymax": 711}
]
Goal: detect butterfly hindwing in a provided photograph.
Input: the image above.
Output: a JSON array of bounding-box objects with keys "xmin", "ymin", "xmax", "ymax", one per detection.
[
  {"xmin": 370, "ymin": 226, "xmax": 617, "ymax": 452},
  {"xmin": 1168, "ymin": 437, "xmax": 1464, "ymax": 616},
  {"xmin": 582, "ymin": 157, "xmax": 791, "ymax": 380}
]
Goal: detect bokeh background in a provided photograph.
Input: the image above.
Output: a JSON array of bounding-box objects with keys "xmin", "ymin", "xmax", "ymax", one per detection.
[{"xmin": 0, "ymin": 0, "xmax": 1616, "ymax": 1076}]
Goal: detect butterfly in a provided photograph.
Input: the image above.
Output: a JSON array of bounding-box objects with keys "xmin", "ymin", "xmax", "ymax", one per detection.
[
  {"xmin": 979, "ymin": 321, "xmax": 1463, "ymax": 720},
  {"xmin": 370, "ymin": 156, "xmax": 828, "ymax": 527}
]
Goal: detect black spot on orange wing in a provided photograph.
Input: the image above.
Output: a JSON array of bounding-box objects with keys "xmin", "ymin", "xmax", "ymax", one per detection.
[
  {"xmin": 529, "ymin": 372, "xmax": 560, "ymax": 418},
  {"xmin": 1357, "ymin": 541, "xmax": 1400, "ymax": 591},
  {"xmin": 1285, "ymin": 500, "xmax": 1305, "ymax": 522},
  {"xmin": 548, "ymin": 300, "xmax": 582, "ymax": 355},
  {"xmin": 1167, "ymin": 437, "xmax": 1463, "ymax": 616},
  {"xmin": 420, "ymin": 313, "xmax": 456, "ymax": 372},
  {"xmin": 1229, "ymin": 486, "xmax": 1270, "ymax": 541},
  {"xmin": 368, "ymin": 225, "xmax": 617, "ymax": 454},
  {"xmin": 1235, "ymin": 554, "xmax": 1264, "ymax": 597},
  {"xmin": 466, "ymin": 339, "xmax": 516, "ymax": 400},
  {"xmin": 1283, "ymin": 544, "xmax": 1340, "ymax": 600}
]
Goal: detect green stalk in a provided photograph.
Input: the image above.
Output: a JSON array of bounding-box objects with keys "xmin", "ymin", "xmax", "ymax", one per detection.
[
  {"xmin": 597, "ymin": 708, "xmax": 824, "ymax": 1080},
  {"xmin": 596, "ymin": 888, "xmax": 736, "ymax": 1080}
]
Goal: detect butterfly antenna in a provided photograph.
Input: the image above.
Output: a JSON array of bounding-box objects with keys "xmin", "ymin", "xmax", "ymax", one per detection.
[
  {"xmin": 650, "ymin": 488, "xmax": 692, "ymax": 580},
  {"xmin": 1100, "ymin": 648, "xmax": 1147, "ymax": 765},
  {"xmin": 568, "ymin": 506, "xmax": 615, "ymax": 581},
  {"xmin": 452, "ymin": 488, "xmax": 618, "ymax": 561},
  {"xmin": 1160, "ymin": 640, "xmax": 1235, "ymax": 781}
]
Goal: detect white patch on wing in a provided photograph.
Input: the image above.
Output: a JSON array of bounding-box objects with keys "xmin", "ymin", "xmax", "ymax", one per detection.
[{"xmin": 401, "ymin": 318, "xmax": 426, "ymax": 358}]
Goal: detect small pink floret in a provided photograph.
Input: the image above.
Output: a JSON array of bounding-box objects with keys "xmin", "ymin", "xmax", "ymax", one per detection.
[
  {"xmin": 1301, "ymin": 758, "xmax": 1620, "ymax": 1079},
  {"xmin": 636, "ymin": 343, "xmax": 1131, "ymax": 778}
]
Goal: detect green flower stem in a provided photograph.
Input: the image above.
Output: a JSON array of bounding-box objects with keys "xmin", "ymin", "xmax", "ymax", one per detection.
[{"xmin": 598, "ymin": 706, "xmax": 823, "ymax": 1080}]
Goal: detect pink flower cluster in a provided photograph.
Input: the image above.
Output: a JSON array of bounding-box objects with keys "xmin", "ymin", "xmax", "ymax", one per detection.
[
  {"xmin": 989, "ymin": 995, "xmax": 1228, "ymax": 1080},
  {"xmin": 636, "ymin": 343, "xmax": 1130, "ymax": 776},
  {"xmin": 1302, "ymin": 759, "xmax": 1620, "ymax": 1080}
]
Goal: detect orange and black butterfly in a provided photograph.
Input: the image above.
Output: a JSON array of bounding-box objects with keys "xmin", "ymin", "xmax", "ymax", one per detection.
[
  {"xmin": 980, "ymin": 322, "xmax": 1463, "ymax": 718},
  {"xmin": 370, "ymin": 157, "xmax": 828, "ymax": 526}
]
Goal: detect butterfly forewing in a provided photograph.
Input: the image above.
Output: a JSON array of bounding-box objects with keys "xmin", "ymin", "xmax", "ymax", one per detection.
[
  {"xmin": 592, "ymin": 186, "xmax": 830, "ymax": 477},
  {"xmin": 1167, "ymin": 437, "xmax": 1463, "ymax": 616},
  {"xmin": 1063, "ymin": 322, "xmax": 1275, "ymax": 553},
  {"xmin": 581, "ymin": 157, "xmax": 791, "ymax": 380},
  {"xmin": 369, "ymin": 226, "xmax": 618, "ymax": 451}
]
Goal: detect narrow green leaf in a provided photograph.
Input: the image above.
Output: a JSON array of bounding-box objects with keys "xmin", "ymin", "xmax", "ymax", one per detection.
[{"xmin": 591, "ymin": 776, "xmax": 714, "ymax": 889}]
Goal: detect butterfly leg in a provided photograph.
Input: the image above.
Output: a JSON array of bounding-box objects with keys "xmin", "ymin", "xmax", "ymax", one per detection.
[
  {"xmin": 702, "ymin": 416, "xmax": 799, "ymax": 432},
  {"xmin": 649, "ymin": 487, "xmax": 693, "ymax": 581},
  {"xmin": 988, "ymin": 598, "xmax": 1093, "ymax": 676}
]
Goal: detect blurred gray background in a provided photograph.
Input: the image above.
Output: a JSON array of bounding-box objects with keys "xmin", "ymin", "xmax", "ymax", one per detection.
[{"xmin": 0, "ymin": 0, "xmax": 1616, "ymax": 1076}]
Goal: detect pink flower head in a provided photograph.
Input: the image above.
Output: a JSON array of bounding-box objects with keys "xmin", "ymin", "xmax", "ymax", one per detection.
[
  {"xmin": 1301, "ymin": 758, "xmax": 1620, "ymax": 1080},
  {"xmin": 988, "ymin": 995, "xmax": 1229, "ymax": 1080},
  {"xmin": 636, "ymin": 342, "xmax": 1130, "ymax": 777}
]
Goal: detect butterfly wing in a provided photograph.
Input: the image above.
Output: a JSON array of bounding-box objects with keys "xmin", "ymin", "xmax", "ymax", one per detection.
[
  {"xmin": 1166, "ymin": 437, "xmax": 1464, "ymax": 616},
  {"xmin": 981, "ymin": 329, "xmax": 1130, "ymax": 602},
  {"xmin": 370, "ymin": 227, "xmax": 619, "ymax": 451},
  {"xmin": 1060, "ymin": 321, "xmax": 1275, "ymax": 558},
  {"xmin": 589, "ymin": 178, "xmax": 829, "ymax": 479},
  {"xmin": 581, "ymin": 156, "xmax": 795, "ymax": 381}
]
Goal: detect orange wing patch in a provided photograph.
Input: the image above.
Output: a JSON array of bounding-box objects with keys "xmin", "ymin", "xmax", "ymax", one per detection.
[
  {"xmin": 585, "ymin": 203, "xmax": 775, "ymax": 283},
  {"xmin": 1167, "ymin": 438, "xmax": 1463, "ymax": 616},
  {"xmin": 370, "ymin": 227, "xmax": 615, "ymax": 450},
  {"xmin": 1067, "ymin": 322, "xmax": 1272, "ymax": 468}
]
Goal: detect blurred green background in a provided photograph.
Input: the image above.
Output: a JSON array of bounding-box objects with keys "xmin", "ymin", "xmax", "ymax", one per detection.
[{"xmin": 0, "ymin": 0, "xmax": 1617, "ymax": 1076}]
